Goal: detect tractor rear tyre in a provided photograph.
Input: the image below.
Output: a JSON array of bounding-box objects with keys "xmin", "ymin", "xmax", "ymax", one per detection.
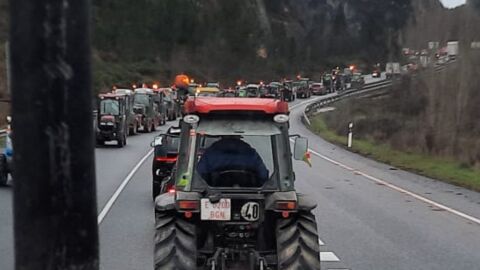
[
  {"xmin": 0, "ymin": 154, "xmax": 8, "ymax": 186},
  {"xmin": 154, "ymin": 211, "xmax": 197, "ymax": 270},
  {"xmin": 276, "ymin": 211, "xmax": 321, "ymax": 270}
]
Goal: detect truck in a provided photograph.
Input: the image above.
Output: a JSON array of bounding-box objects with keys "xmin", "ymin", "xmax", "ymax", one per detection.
[
  {"xmin": 133, "ymin": 88, "xmax": 160, "ymax": 133},
  {"xmin": 96, "ymin": 93, "xmax": 129, "ymax": 147},
  {"xmin": 154, "ymin": 97, "xmax": 321, "ymax": 270},
  {"xmin": 385, "ymin": 62, "xmax": 401, "ymax": 79},
  {"xmin": 447, "ymin": 41, "xmax": 459, "ymax": 60}
]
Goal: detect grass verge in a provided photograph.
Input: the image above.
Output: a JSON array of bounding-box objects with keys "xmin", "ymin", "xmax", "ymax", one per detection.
[{"xmin": 309, "ymin": 114, "xmax": 480, "ymax": 192}]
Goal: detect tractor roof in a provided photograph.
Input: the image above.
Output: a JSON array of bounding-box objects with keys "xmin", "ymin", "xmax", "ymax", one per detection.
[
  {"xmin": 184, "ymin": 97, "xmax": 288, "ymax": 114},
  {"xmin": 99, "ymin": 93, "xmax": 125, "ymax": 99}
]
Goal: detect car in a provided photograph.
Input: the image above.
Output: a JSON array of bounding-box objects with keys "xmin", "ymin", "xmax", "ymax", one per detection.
[
  {"xmin": 151, "ymin": 126, "xmax": 181, "ymax": 199},
  {"xmin": 351, "ymin": 73, "xmax": 365, "ymax": 89},
  {"xmin": 310, "ymin": 82, "xmax": 326, "ymax": 95},
  {"xmin": 0, "ymin": 116, "xmax": 13, "ymax": 186},
  {"xmin": 154, "ymin": 97, "xmax": 321, "ymax": 270},
  {"xmin": 196, "ymin": 87, "xmax": 221, "ymax": 97},
  {"xmin": 372, "ymin": 69, "xmax": 381, "ymax": 78}
]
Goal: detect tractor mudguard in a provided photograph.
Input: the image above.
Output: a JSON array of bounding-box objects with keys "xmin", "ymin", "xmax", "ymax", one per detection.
[
  {"xmin": 154, "ymin": 193, "xmax": 175, "ymax": 212},
  {"xmin": 297, "ymin": 193, "xmax": 317, "ymax": 211}
]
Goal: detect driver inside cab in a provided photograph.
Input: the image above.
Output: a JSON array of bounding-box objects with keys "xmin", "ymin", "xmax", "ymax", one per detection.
[{"xmin": 197, "ymin": 135, "xmax": 269, "ymax": 185}]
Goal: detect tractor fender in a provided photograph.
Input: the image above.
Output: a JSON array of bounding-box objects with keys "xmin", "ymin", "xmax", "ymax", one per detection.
[
  {"xmin": 297, "ymin": 193, "xmax": 317, "ymax": 211},
  {"xmin": 154, "ymin": 192, "xmax": 175, "ymax": 212}
]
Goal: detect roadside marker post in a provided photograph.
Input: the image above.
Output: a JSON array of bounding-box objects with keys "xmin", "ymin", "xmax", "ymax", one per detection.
[{"xmin": 348, "ymin": 122, "xmax": 354, "ymax": 148}]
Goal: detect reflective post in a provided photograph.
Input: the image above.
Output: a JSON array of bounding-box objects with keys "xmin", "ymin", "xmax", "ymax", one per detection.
[
  {"xmin": 9, "ymin": 0, "xmax": 99, "ymax": 269},
  {"xmin": 347, "ymin": 122, "xmax": 354, "ymax": 148}
]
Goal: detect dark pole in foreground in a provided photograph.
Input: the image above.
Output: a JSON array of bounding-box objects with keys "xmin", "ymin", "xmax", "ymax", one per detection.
[{"xmin": 10, "ymin": 0, "xmax": 99, "ymax": 269}]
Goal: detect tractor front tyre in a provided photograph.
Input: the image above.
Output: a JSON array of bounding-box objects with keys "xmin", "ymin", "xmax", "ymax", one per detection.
[
  {"xmin": 154, "ymin": 211, "xmax": 197, "ymax": 270},
  {"xmin": 276, "ymin": 211, "xmax": 321, "ymax": 270},
  {"xmin": 0, "ymin": 154, "xmax": 8, "ymax": 186}
]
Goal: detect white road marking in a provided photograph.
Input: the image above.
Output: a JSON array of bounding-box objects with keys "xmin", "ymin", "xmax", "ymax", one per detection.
[
  {"xmin": 97, "ymin": 149, "xmax": 154, "ymax": 224},
  {"xmin": 307, "ymin": 148, "xmax": 480, "ymax": 226},
  {"xmin": 291, "ymin": 98, "xmax": 480, "ymax": 226},
  {"xmin": 318, "ymin": 238, "xmax": 325, "ymax": 246},
  {"xmin": 320, "ymin": 252, "xmax": 340, "ymax": 262}
]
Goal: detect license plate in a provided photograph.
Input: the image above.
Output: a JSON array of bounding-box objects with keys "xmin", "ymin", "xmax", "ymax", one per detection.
[{"xmin": 200, "ymin": 198, "xmax": 231, "ymax": 221}]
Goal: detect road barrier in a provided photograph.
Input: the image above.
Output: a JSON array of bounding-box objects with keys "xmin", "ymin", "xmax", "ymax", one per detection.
[{"xmin": 302, "ymin": 79, "xmax": 393, "ymax": 127}]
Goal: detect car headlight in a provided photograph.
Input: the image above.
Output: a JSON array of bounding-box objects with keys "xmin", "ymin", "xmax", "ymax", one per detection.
[{"xmin": 107, "ymin": 122, "xmax": 115, "ymax": 126}]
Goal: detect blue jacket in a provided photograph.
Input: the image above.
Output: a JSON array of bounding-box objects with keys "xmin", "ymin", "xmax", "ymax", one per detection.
[{"xmin": 197, "ymin": 138, "xmax": 269, "ymax": 183}]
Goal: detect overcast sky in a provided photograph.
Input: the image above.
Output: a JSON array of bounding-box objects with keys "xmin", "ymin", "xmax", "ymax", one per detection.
[{"xmin": 440, "ymin": 0, "xmax": 466, "ymax": 8}]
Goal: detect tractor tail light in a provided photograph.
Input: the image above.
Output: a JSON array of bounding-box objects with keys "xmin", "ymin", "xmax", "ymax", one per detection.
[
  {"xmin": 178, "ymin": 200, "xmax": 199, "ymax": 210},
  {"xmin": 276, "ymin": 201, "xmax": 296, "ymax": 210}
]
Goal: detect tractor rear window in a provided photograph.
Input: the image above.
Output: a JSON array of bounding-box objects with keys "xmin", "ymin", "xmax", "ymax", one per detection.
[
  {"xmin": 195, "ymin": 135, "xmax": 275, "ymax": 188},
  {"xmin": 99, "ymin": 99, "xmax": 119, "ymax": 115}
]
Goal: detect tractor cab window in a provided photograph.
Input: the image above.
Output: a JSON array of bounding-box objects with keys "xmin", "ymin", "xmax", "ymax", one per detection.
[
  {"xmin": 193, "ymin": 119, "xmax": 279, "ymax": 188},
  {"xmin": 134, "ymin": 94, "xmax": 150, "ymax": 106},
  {"xmin": 99, "ymin": 99, "xmax": 120, "ymax": 115}
]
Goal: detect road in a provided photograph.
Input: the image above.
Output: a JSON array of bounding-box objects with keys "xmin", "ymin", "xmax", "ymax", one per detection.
[{"xmin": 1, "ymin": 73, "xmax": 480, "ymax": 269}]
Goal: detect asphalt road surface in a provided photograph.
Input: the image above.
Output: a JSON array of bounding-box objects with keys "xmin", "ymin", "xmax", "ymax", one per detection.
[{"xmin": 2, "ymin": 73, "xmax": 480, "ymax": 269}]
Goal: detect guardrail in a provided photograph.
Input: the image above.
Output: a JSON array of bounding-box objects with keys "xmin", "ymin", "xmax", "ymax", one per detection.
[{"xmin": 303, "ymin": 79, "xmax": 394, "ymax": 127}]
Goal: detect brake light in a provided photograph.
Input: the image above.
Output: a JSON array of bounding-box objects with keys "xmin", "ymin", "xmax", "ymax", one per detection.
[
  {"xmin": 155, "ymin": 156, "xmax": 178, "ymax": 163},
  {"xmin": 178, "ymin": 200, "xmax": 199, "ymax": 210},
  {"xmin": 276, "ymin": 201, "xmax": 296, "ymax": 210},
  {"xmin": 167, "ymin": 184, "xmax": 176, "ymax": 194}
]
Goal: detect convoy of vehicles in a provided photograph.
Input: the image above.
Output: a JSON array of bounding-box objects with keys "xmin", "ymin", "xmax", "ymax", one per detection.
[
  {"xmin": 154, "ymin": 97, "xmax": 320, "ymax": 270},
  {"xmin": 0, "ymin": 116, "xmax": 13, "ymax": 186}
]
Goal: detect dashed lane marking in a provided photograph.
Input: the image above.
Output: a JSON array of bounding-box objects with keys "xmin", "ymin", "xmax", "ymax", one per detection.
[
  {"xmin": 319, "ymin": 239, "xmax": 325, "ymax": 246},
  {"xmin": 97, "ymin": 149, "xmax": 154, "ymax": 224},
  {"xmin": 320, "ymin": 252, "xmax": 340, "ymax": 262}
]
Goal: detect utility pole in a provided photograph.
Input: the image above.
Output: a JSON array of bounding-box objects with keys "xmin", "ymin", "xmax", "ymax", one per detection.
[
  {"xmin": 9, "ymin": 0, "xmax": 99, "ymax": 269},
  {"xmin": 5, "ymin": 41, "xmax": 11, "ymax": 95}
]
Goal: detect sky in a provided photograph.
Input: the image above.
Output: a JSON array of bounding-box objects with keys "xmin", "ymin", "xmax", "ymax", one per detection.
[{"xmin": 440, "ymin": 0, "xmax": 467, "ymax": 8}]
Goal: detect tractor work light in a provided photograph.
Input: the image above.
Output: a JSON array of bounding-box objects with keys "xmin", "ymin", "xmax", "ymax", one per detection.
[
  {"xmin": 274, "ymin": 114, "xmax": 289, "ymax": 123},
  {"xmin": 183, "ymin": 114, "xmax": 200, "ymax": 124}
]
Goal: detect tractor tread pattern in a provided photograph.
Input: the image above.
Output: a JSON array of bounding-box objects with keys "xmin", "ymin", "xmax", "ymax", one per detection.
[
  {"xmin": 154, "ymin": 212, "xmax": 197, "ymax": 270},
  {"xmin": 276, "ymin": 212, "xmax": 320, "ymax": 270}
]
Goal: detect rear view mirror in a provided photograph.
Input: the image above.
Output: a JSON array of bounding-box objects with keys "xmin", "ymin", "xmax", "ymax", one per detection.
[
  {"xmin": 151, "ymin": 135, "xmax": 165, "ymax": 147},
  {"xmin": 293, "ymin": 137, "xmax": 308, "ymax": 160}
]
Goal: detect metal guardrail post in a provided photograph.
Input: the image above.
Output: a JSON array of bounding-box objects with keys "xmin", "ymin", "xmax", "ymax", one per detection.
[{"xmin": 10, "ymin": 0, "xmax": 99, "ymax": 269}]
